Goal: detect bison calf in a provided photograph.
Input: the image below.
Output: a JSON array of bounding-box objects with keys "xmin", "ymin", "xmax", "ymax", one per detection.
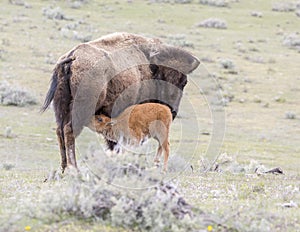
[{"xmin": 89, "ymin": 103, "xmax": 172, "ymax": 172}]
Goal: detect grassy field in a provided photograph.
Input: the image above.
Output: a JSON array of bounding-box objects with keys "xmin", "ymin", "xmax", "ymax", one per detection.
[{"xmin": 1, "ymin": 0, "xmax": 299, "ymax": 231}]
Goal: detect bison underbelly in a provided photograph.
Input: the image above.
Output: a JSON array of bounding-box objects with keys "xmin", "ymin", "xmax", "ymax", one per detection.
[{"xmin": 96, "ymin": 65, "xmax": 152, "ymax": 117}]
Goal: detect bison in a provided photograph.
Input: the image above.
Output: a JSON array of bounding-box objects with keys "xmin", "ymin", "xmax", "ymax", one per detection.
[
  {"xmin": 89, "ymin": 103, "xmax": 173, "ymax": 172},
  {"xmin": 41, "ymin": 32, "xmax": 200, "ymax": 172}
]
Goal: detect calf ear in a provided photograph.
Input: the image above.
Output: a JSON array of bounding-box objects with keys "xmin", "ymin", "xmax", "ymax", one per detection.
[
  {"xmin": 106, "ymin": 121, "xmax": 115, "ymax": 126},
  {"xmin": 148, "ymin": 44, "xmax": 200, "ymax": 74}
]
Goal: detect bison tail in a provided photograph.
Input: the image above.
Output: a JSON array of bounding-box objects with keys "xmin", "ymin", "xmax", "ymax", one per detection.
[
  {"xmin": 40, "ymin": 66, "xmax": 60, "ymax": 112},
  {"xmin": 40, "ymin": 55, "xmax": 75, "ymax": 113}
]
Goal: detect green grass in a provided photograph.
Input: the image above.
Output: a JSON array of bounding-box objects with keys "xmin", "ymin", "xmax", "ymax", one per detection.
[{"xmin": 1, "ymin": 0, "xmax": 299, "ymax": 231}]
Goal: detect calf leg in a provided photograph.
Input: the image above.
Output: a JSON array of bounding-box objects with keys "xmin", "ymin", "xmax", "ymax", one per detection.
[
  {"xmin": 154, "ymin": 144, "xmax": 163, "ymax": 166},
  {"xmin": 56, "ymin": 127, "xmax": 67, "ymax": 172},
  {"xmin": 63, "ymin": 122, "xmax": 77, "ymax": 169},
  {"xmin": 162, "ymin": 140, "xmax": 170, "ymax": 172},
  {"xmin": 151, "ymin": 121, "xmax": 169, "ymax": 170}
]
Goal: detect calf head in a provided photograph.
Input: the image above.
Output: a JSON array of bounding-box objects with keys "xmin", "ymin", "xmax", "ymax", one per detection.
[{"xmin": 90, "ymin": 114, "xmax": 113, "ymax": 133}]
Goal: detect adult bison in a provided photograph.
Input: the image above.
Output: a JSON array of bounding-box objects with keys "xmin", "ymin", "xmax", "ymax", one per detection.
[{"xmin": 42, "ymin": 32, "xmax": 200, "ymax": 172}]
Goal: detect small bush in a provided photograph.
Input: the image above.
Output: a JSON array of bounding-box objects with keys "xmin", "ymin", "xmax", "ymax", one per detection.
[
  {"xmin": 200, "ymin": 56, "xmax": 215, "ymax": 63},
  {"xmin": 244, "ymin": 55, "xmax": 265, "ymax": 64},
  {"xmin": 0, "ymin": 81, "xmax": 37, "ymax": 107},
  {"xmin": 149, "ymin": 0, "xmax": 192, "ymax": 3},
  {"xmin": 2, "ymin": 163, "xmax": 15, "ymax": 170},
  {"xmin": 219, "ymin": 58, "xmax": 235, "ymax": 70},
  {"xmin": 282, "ymin": 33, "xmax": 300, "ymax": 51},
  {"xmin": 274, "ymin": 95, "xmax": 286, "ymax": 103},
  {"xmin": 174, "ymin": 0, "xmax": 192, "ymax": 3},
  {"xmin": 199, "ymin": 0, "xmax": 229, "ymax": 7},
  {"xmin": 9, "ymin": 0, "xmax": 25, "ymax": 6},
  {"xmin": 148, "ymin": 0, "xmax": 170, "ymax": 3},
  {"xmin": 251, "ymin": 11, "xmax": 263, "ymax": 17},
  {"xmin": 69, "ymin": 0, "xmax": 89, "ymax": 9},
  {"xmin": 253, "ymin": 95, "xmax": 262, "ymax": 103},
  {"xmin": 4, "ymin": 126, "xmax": 15, "ymax": 138},
  {"xmin": 60, "ymin": 22, "xmax": 92, "ymax": 42},
  {"xmin": 165, "ymin": 34, "xmax": 194, "ymax": 48},
  {"xmin": 69, "ymin": 1, "xmax": 82, "ymax": 9},
  {"xmin": 73, "ymin": 31, "xmax": 92, "ymax": 42},
  {"xmin": 285, "ymin": 111, "xmax": 296, "ymax": 119},
  {"xmin": 42, "ymin": 6, "xmax": 68, "ymax": 20},
  {"xmin": 0, "ymin": 49, "xmax": 7, "ymax": 61},
  {"xmin": 197, "ymin": 18, "xmax": 227, "ymax": 29},
  {"xmin": 45, "ymin": 53, "xmax": 56, "ymax": 65},
  {"xmin": 272, "ymin": 2, "xmax": 296, "ymax": 12}
]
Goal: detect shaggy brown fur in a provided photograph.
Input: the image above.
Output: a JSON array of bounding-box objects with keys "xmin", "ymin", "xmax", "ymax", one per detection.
[
  {"xmin": 41, "ymin": 32, "xmax": 199, "ymax": 172},
  {"xmin": 89, "ymin": 103, "xmax": 172, "ymax": 172}
]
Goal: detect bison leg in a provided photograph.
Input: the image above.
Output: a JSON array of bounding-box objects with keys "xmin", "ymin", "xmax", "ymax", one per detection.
[
  {"xmin": 56, "ymin": 127, "xmax": 67, "ymax": 172},
  {"xmin": 63, "ymin": 122, "xmax": 77, "ymax": 169},
  {"xmin": 105, "ymin": 139, "xmax": 117, "ymax": 151}
]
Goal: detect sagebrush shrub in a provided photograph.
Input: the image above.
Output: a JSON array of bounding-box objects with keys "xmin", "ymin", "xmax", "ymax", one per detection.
[
  {"xmin": 165, "ymin": 34, "xmax": 194, "ymax": 48},
  {"xmin": 272, "ymin": 2, "xmax": 296, "ymax": 12},
  {"xmin": 197, "ymin": 18, "xmax": 227, "ymax": 29},
  {"xmin": 0, "ymin": 81, "xmax": 37, "ymax": 107},
  {"xmin": 42, "ymin": 6, "xmax": 66, "ymax": 20},
  {"xmin": 282, "ymin": 33, "xmax": 300, "ymax": 51},
  {"xmin": 199, "ymin": 0, "xmax": 229, "ymax": 7},
  {"xmin": 20, "ymin": 150, "xmax": 227, "ymax": 231}
]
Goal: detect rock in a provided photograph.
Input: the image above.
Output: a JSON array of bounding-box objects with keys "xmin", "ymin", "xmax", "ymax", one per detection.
[{"xmin": 263, "ymin": 167, "xmax": 284, "ymax": 174}]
